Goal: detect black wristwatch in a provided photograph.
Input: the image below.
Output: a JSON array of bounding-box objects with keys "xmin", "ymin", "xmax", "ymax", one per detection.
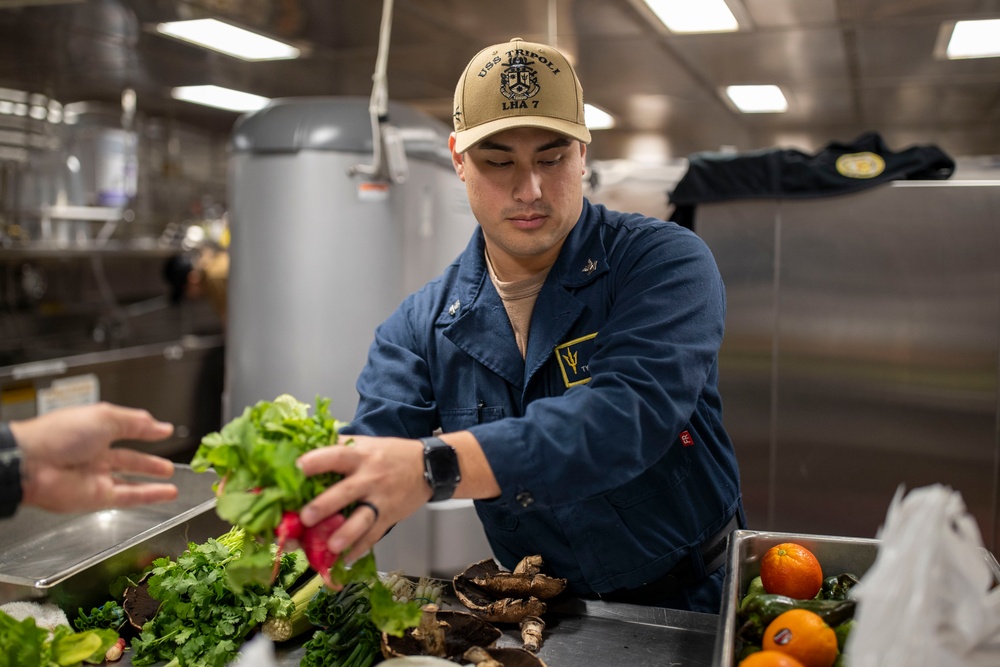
[
  {"xmin": 421, "ymin": 436, "xmax": 461, "ymax": 502},
  {"xmin": 0, "ymin": 423, "xmax": 24, "ymax": 518}
]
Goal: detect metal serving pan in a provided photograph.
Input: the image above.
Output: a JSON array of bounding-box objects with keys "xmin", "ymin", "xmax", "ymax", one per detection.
[
  {"xmin": 111, "ymin": 592, "xmax": 721, "ymax": 667},
  {"xmin": 269, "ymin": 597, "xmax": 720, "ymax": 667},
  {"xmin": 0, "ymin": 464, "xmax": 228, "ymax": 612},
  {"xmin": 712, "ymin": 529, "xmax": 1000, "ymax": 667}
]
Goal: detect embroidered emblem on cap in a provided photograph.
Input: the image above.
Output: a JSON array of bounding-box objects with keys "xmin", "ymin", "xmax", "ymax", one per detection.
[
  {"xmin": 501, "ymin": 51, "xmax": 540, "ymax": 102},
  {"xmin": 582, "ymin": 258, "xmax": 598, "ymax": 275}
]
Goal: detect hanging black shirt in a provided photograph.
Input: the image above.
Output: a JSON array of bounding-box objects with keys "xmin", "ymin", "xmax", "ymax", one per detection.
[{"xmin": 669, "ymin": 131, "xmax": 955, "ymax": 230}]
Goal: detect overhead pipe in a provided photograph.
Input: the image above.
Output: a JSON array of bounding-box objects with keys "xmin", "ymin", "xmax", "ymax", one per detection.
[{"xmin": 349, "ymin": 0, "xmax": 408, "ymax": 184}]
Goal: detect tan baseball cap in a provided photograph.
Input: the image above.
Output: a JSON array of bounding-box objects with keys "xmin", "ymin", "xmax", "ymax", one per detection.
[{"xmin": 453, "ymin": 38, "xmax": 592, "ymax": 153}]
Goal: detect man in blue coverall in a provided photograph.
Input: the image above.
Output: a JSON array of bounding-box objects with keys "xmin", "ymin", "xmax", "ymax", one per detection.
[{"xmin": 297, "ymin": 37, "xmax": 745, "ymax": 613}]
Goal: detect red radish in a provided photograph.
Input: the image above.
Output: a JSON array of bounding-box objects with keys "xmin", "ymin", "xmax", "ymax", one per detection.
[
  {"xmin": 106, "ymin": 637, "xmax": 126, "ymax": 661},
  {"xmin": 300, "ymin": 512, "xmax": 347, "ymax": 589},
  {"xmin": 276, "ymin": 511, "xmax": 304, "ymax": 542},
  {"xmin": 270, "ymin": 510, "xmax": 306, "ymax": 584}
]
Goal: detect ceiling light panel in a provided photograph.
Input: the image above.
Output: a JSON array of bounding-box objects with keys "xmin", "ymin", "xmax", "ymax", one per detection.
[
  {"xmin": 725, "ymin": 85, "xmax": 788, "ymax": 113},
  {"xmin": 946, "ymin": 19, "xmax": 1000, "ymax": 59},
  {"xmin": 171, "ymin": 85, "xmax": 270, "ymax": 112},
  {"xmin": 156, "ymin": 19, "xmax": 300, "ymax": 61},
  {"xmin": 642, "ymin": 0, "xmax": 740, "ymax": 34},
  {"xmin": 584, "ymin": 104, "xmax": 615, "ymax": 130}
]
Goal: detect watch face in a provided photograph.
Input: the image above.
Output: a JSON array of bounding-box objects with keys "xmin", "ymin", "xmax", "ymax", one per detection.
[
  {"xmin": 424, "ymin": 439, "xmax": 460, "ymax": 501},
  {"xmin": 426, "ymin": 444, "xmax": 460, "ymax": 484}
]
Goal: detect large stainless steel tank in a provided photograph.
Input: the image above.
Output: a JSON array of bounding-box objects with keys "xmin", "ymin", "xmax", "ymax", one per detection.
[
  {"xmin": 227, "ymin": 97, "xmax": 489, "ymax": 577},
  {"xmin": 226, "ymin": 97, "xmax": 475, "ymax": 421}
]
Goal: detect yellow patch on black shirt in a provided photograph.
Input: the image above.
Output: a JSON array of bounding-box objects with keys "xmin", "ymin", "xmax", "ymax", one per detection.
[{"xmin": 555, "ymin": 333, "xmax": 597, "ymax": 387}]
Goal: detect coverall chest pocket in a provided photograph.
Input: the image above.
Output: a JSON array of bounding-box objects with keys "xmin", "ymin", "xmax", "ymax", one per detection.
[{"xmin": 439, "ymin": 405, "xmax": 504, "ymax": 432}]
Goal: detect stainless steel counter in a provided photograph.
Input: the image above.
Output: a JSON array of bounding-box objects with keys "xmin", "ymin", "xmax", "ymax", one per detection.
[
  {"xmin": 2, "ymin": 460, "xmax": 717, "ymax": 666},
  {"xmin": 114, "ymin": 594, "xmax": 718, "ymax": 667},
  {"xmin": 269, "ymin": 596, "xmax": 718, "ymax": 667}
]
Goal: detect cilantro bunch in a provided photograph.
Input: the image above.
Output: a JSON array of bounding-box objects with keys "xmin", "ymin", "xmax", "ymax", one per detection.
[
  {"xmin": 130, "ymin": 531, "xmax": 307, "ymax": 667},
  {"xmin": 191, "ymin": 394, "xmax": 346, "ymax": 590}
]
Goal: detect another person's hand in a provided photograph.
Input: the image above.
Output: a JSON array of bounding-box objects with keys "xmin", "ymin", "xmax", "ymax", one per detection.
[{"xmin": 10, "ymin": 402, "xmax": 178, "ymax": 512}]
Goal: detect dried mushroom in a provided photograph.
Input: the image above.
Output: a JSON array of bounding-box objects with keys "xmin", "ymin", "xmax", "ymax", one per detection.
[
  {"xmin": 381, "ymin": 603, "xmax": 502, "ymax": 661},
  {"xmin": 519, "ymin": 616, "xmax": 545, "ymax": 653},
  {"xmin": 123, "ymin": 573, "xmax": 160, "ymax": 631},
  {"xmin": 454, "ymin": 556, "xmax": 567, "ymax": 624},
  {"xmin": 411, "ymin": 603, "xmax": 448, "ymax": 657},
  {"xmin": 464, "ymin": 556, "xmax": 567, "ymax": 600},
  {"xmin": 463, "ymin": 646, "xmax": 549, "ymax": 667},
  {"xmin": 463, "ymin": 647, "xmax": 503, "ymax": 667}
]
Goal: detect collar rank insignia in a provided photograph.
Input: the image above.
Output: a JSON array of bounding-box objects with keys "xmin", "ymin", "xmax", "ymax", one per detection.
[
  {"xmin": 582, "ymin": 258, "xmax": 598, "ymax": 275},
  {"xmin": 448, "ymin": 299, "xmax": 461, "ymax": 316}
]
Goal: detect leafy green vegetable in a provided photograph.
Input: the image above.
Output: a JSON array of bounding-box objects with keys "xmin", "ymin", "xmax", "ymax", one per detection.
[
  {"xmin": 301, "ymin": 582, "xmax": 382, "ymax": 667},
  {"xmin": 300, "ymin": 577, "xmax": 422, "ymax": 666},
  {"xmin": 192, "ymin": 394, "xmax": 345, "ymax": 519},
  {"xmin": 73, "ymin": 601, "xmax": 126, "ymax": 632},
  {"xmin": 191, "ymin": 395, "xmax": 346, "ymax": 590},
  {"xmin": 191, "ymin": 394, "xmax": 422, "ymax": 639},
  {"xmin": 51, "ymin": 626, "xmax": 118, "ymax": 666},
  {"xmin": 129, "ymin": 529, "xmax": 308, "ymax": 667},
  {"xmin": 1, "ymin": 613, "xmax": 50, "ymax": 667},
  {"xmin": 0, "ymin": 610, "xmax": 117, "ymax": 667},
  {"xmin": 367, "ymin": 580, "xmax": 423, "ymax": 638}
]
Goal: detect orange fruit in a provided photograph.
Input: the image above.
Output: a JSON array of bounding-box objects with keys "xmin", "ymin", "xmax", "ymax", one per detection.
[
  {"xmin": 759, "ymin": 542, "xmax": 823, "ymax": 599},
  {"xmin": 739, "ymin": 650, "xmax": 807, "ymax": 667},
  {"xmin": 762, "ymin": 608, "xmax": 838, "ymax": 667}
]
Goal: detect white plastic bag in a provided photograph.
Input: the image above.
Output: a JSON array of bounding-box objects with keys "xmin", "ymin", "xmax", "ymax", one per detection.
[
  {"xmin": 846, "ymin": 484, "xmax": 1000, "ymax": 666},
  {"xmin": 229, "ymin": 634, "xmax": 279, "ymax": 667}
]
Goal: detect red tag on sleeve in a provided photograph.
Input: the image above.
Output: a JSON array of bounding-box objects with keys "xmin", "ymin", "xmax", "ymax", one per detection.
[{"xmin": 679, "ymin": 430, "xmax": 695, "ymax": 447}]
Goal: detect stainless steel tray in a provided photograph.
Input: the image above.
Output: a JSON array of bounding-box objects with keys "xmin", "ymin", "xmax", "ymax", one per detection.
[
  {"xmin": 274, "ymin": 597, "xmax": 720, "ymax": 667},
  {"xmin": 115, "ymin": 594, "xmax": 720, "ymax": 667},
  {"xmin": 711, "ymin": 529, "xmax": 1000, "ymax": 667},
  {"xmin": 0, "ymin": 463, "xmax": 228, "ymax": 612}
]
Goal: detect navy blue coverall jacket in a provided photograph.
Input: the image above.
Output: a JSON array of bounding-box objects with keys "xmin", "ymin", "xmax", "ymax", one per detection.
[{"xmin": 346, "ymin": 198, "xmax": 743, "ymax": 599}]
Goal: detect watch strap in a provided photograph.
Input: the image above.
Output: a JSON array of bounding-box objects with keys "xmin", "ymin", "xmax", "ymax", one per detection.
[
  {"xmin": 421, "ymin": 436, "xmax": 461, "ymax": 503},
  {"xmin": 0, "ymin": 423, "xmax": 24, "ymax": 517}
]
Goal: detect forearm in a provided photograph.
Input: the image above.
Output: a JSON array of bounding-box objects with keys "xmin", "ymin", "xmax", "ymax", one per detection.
[
  {"xmin": 436, "ymin": 430, "xmax": 501, "ymax": 500},
  {"xmin": 8, "ymin": 417, "xmax": 55, "ymax": 509}
]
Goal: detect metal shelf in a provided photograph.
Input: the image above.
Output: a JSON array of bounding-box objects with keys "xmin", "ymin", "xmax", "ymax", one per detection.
[{"xmin": 0, "ymin": 239, "xmax": 182, "ymax": 258}]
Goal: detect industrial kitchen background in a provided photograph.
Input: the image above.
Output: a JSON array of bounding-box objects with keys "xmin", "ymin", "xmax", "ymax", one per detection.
[{"xmin": 1, "ymin": 0, "xmax": 998, "ymax": 573}]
